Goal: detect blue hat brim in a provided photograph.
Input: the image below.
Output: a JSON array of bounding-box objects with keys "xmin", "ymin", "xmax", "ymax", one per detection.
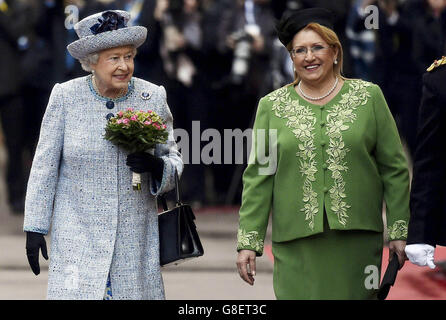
[{"xmin": 67, "ymin": 26, "xmax": 147, "ymax": 60}]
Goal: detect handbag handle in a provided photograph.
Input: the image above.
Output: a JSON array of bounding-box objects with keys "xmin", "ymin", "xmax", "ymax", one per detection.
[{"xmin": 159, "ymin": 168, "xmax": 181, "ymax": 211}]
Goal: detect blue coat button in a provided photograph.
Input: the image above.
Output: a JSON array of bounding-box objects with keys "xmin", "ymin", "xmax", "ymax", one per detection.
[
  {"xmin": 106, "ymin": 113, "xmax": 114, "ymax": 120},
  {"xmin": 106, "ymin": 101, "xmax": 115, "ymax": 109}
]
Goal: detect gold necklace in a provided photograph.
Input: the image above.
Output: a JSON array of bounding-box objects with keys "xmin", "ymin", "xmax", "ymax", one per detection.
[{"xmin": 92, "ymin": 75, "xmax": 127, "ymax": 99}]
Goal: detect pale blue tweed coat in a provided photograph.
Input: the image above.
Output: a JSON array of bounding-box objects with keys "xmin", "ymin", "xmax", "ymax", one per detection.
[{"xmin": 23, "ymin": 75, "xmax": 183, "ymax": 300}]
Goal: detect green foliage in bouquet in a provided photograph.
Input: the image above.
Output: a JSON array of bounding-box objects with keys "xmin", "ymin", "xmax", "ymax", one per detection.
[{"xmin": 104, "ymin": 107, "xmax": 168, "ymax": 153}]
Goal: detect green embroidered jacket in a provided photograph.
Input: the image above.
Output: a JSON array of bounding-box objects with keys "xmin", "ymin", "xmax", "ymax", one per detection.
[{"xmin": 237, "ymin": 79, "xmax": 410, "ymax": 256}]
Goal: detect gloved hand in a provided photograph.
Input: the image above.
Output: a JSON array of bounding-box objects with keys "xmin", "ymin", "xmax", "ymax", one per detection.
[
  {"xmin": 26, "ymin": 231, "xmax": 48, "ymax": 275},
  {"xmin": 126, "ymin": 151, "xmax": 164, "ymax": 182},
  {"xmin": 405, "ymin": 243, "xmax": 436, "ymax": 269}
]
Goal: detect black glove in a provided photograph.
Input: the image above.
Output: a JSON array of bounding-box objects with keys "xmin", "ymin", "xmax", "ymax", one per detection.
[
  {"xmin": 26, "ymin": 231, "xmax": 48, "ymax": 276},
  {"xmin": 126, "ymin": 151, "xmax": 164, "ymax": 182}
]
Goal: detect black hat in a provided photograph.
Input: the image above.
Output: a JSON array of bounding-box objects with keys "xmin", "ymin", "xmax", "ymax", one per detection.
[{"xmin": 276, "ymin": 8, "xmax": 335, "ymax": 47}]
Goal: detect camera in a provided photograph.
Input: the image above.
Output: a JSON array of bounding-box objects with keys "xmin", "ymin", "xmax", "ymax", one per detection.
[{"xmin": 229, "ymin": 27, "xmax": 255, "ymax": 84}]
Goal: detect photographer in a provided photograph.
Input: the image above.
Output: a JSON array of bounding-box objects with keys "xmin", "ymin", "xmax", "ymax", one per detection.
[
  {"xmin": 156, "ymin": 0, "xmax": 209, "ymax": 205},
  {"xmin": 0, "ymin": 0, "xmax": 31, "ymax": 214},
  {"xmin": 354, "ymin": 0, "xmax": 425, "ymax": 159},
  {"xmin": 219, "ymin": 0, "xmax": 276, "ymax": 101},
  {"xmin": 209, "ymin": 0, "xmax": 276, "ymax": 204}
]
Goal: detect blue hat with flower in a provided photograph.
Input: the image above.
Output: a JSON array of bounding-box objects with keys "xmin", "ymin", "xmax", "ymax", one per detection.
[{"xmin": 67, "ymin": 10, "xmax": 147, "ymax": 60}]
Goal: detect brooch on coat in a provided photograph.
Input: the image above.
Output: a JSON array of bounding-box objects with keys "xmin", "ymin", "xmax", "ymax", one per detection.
[
  {"xmin": 141, "ymin": 92, "xmax": 152, "ymax": 100},
  {"xmin": 427, "ymin": 56, "xmax": 446, "ymax": 72}
]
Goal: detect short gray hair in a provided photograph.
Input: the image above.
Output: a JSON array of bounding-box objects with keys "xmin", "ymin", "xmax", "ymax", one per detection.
[
  {"xmin": 78, "ymin": 47, "xmax": 138, "ymax": 72},
  {"xmin": 79, "ymin": 53, "xmax": 100, "ymax": 72}
]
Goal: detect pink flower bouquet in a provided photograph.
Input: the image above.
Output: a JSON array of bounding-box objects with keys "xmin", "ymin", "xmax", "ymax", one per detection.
[{"xmin": 104, "ymin": 108, "xmax": 168, "ymax": 190}]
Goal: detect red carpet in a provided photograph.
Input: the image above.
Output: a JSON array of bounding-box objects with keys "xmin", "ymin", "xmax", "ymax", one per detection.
[
  {"xmin": 264, "ymin": 245, "xmax": 446, "ymax": 300},
  {"xmin": 381, "ymin": 246, "xmax": 446, "ymax": 300}
]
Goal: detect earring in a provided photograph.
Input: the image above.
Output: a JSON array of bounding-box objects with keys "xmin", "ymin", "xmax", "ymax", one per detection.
[{"xmin": 334, "ymin": 59, "xmax": 338, "ymax": 65}]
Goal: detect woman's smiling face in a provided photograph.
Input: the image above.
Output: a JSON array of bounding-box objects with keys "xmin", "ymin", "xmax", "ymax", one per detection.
[
  {"xmin": 290, "ymin": 29, "xmax": 338, "ymax": 85},
  {"xmin": 91, "ymin": 45, "xmax": 135, "ymax": 93}
]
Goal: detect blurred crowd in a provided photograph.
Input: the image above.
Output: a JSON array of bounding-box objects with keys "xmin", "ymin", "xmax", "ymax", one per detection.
[{"xmin": 0, "ymin": 0, "xmax": 445, "ymax": 212}]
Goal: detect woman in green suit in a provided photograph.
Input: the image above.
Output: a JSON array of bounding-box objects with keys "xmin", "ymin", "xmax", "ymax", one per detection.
[{"xmin": 236, "ymin": 8, "xmax": 410, "ymax": 299}]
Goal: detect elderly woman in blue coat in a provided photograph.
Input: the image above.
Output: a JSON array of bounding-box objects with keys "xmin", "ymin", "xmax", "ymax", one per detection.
[{"xmin": 23, "ymin": 10, "xmax": 183, "ymax": 300}]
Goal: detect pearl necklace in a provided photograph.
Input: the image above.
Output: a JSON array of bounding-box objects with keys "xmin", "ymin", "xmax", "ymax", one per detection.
[
  {"xmin": 92, "ymin": 75, "xmax": 128, "ymax": 100},
  {"xmin": 298, "ymin": 77, "xmax": 339, "ymax": 101}
]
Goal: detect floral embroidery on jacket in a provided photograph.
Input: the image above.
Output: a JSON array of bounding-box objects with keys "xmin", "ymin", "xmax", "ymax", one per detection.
[
  {"xmin": 267, "ymin": 81, "xmax": 374, "ymax": 229},
  {"xmin": 237, "ymin": 228, "xmax": 264, "ymax": 253},
  {"xmin": 269, "ymin": 87, "xmax": 318, "ymax": 230},
  {"xmin": 387, "ymin": 220, "xmax": 408, "ymax": 240},
  {"xmin": 325, "ymin": 80, "xmax": 372, "ymax": 226}
]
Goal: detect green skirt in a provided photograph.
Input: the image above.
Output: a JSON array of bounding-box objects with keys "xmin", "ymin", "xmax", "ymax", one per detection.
[{"xmin": 272, "ymin": 213, "xmax": 383, "ymax": 300}]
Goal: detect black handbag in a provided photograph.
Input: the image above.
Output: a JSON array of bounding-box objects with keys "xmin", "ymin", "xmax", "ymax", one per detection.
[
  {"xmin": 158, "ymin": 170, "xmax": 204, "ymax": 266},
  {"xmin": 377, "ymin": 252, "xmax": 400, "ymax": 300}
]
